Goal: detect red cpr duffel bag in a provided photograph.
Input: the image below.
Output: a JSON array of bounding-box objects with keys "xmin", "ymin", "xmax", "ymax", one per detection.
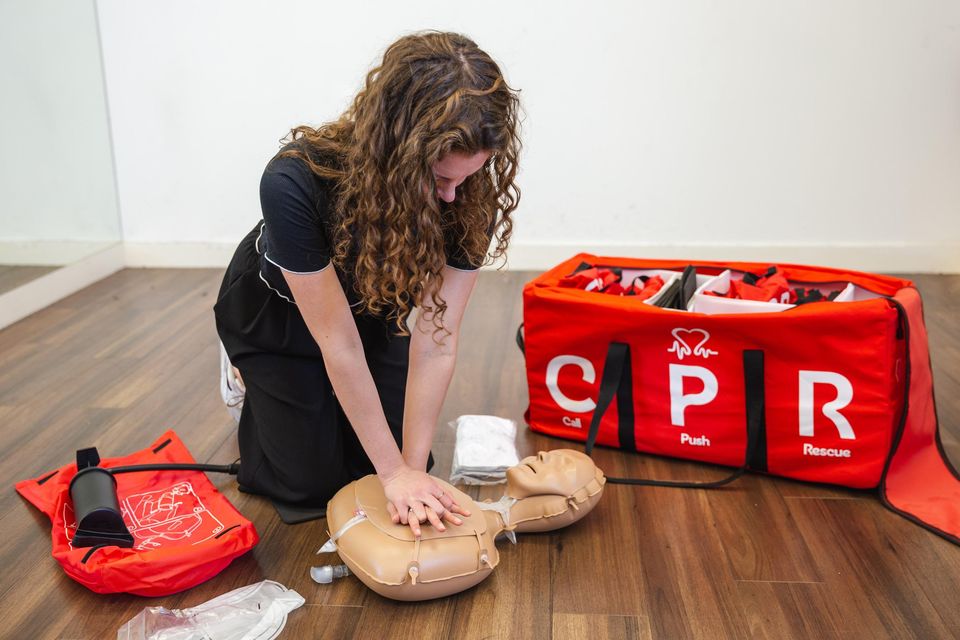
[
  {"xmin": 15, "ymin": 430, "xmax": 259, "ymax": 596},
  {"xmin": 521, "ymin": 253, "xmax": 960, "ymax": 545}
]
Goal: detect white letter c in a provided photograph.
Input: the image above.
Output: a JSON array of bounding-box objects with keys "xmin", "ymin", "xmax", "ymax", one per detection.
[{"xmin": 546, "ymin": 355, "xmax": 597, "ymax": 413}]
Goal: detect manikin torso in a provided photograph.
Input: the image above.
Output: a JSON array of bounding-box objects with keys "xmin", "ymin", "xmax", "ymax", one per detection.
[{"xmin": 315, "ymin": 449, "xmax": 606, "ymax": 601}]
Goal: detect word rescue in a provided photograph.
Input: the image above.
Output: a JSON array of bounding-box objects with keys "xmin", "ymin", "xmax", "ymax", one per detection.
[
  {"xmin": 803, "ymin": 443, "xmax": 852, "ymax": 458},
  {"xmin": 545, "ymin": 352, "xmax": 857, "ymax": 454}
]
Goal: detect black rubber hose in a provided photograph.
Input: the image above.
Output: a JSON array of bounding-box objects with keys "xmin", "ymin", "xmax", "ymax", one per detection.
[{"xmin": 107, "ymin": 462, "xmax": 240, "ymax": 475}]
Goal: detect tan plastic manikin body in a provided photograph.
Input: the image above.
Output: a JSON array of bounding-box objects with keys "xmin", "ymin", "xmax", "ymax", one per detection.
[{"xmin": 315, "ymin": 449, "xmax": 606, "ymax": 601}]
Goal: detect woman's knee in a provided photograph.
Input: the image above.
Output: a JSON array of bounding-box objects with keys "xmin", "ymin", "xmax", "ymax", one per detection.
[{"xmin": 270, "ymin": 466, "xmax": 346, "ymax": 505}]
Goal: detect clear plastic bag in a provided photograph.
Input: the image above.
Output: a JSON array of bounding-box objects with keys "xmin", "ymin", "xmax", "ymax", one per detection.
[
  {"xmin": 448, "ymin": 415, "xmax": 520, "ymax": 485},
  {"xmin": 117, "ymin": 580, "xmax": 304, "ymax": 640}
]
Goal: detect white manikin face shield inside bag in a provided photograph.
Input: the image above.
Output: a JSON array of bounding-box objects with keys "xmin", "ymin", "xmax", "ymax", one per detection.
[{"xmin": 117, "ymin": 580, "xmax": 305, "ymax": 640}]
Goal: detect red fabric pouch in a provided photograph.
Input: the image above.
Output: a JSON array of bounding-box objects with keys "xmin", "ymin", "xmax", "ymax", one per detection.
[{"xmin": 15, "ymin": 430, "xmax": 259, "ymax": 596}]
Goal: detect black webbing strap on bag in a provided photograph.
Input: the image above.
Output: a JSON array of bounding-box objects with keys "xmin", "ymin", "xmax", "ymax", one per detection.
[{"xmin": 583, "ymin": 342, "xmax": 767, "ymax": 487}]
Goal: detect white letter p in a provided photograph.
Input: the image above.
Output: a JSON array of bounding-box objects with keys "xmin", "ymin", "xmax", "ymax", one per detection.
[{"xmin": 669, "ymin": 364, "xmax": 718, "ymax": 427}]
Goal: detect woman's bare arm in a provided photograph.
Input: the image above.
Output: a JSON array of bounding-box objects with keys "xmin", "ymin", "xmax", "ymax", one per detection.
[
  {"xmin": 282, "ymin": 265, "xmax": 407, "ymax": 479},
  {"xmin": 401, "ymin": 266, "xmax": 480, "ymax": 471},
  {"xmin": 281, "ymin": 265, "xmax": 467, "ymax": 535}
]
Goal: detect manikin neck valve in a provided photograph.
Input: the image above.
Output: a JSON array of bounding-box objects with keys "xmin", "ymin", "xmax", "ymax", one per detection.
[{"xmin": 476, "ymin": 496, "xmax": 518, "ymax": 544}]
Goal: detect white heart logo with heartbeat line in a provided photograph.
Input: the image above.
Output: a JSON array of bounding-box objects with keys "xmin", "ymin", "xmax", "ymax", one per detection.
[{"xmin": 667, "ymin": 328, "xmax": 719, "ymax": 360}]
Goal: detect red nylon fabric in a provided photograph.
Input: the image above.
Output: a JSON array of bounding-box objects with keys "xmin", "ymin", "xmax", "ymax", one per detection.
[
  {"xmin": 523, "ymin": 253, "xmax": 959, "ymax": 543},
  {"xmin": 524, "ymin": 254, "xmax": 907, "ymax": 488},
  {"xmin": 882, "ymin": 288, "xmax": 960, "ymax": 543},
  {"xmin": 15, "ymin": 430, "xmax": 259, "ymax": 596}
]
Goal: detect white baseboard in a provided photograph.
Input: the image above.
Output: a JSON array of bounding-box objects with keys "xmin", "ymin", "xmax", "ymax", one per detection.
[
  {"xmin": 0, "ymin": 240, "xmax": 119, "ymax": 265},
  {"xmin": 502, "ymin": 242, "xmax": 960, "ymax": 273},
  {"xmin": 2, "ymin": 240, "xmax": 954, "ymax": 331},
  {"xmin": 124, "ymin": 242, "xmax": 238, "ymax": 268},
  {"xmin": 123, "ymin": 241, "xmax": 959, "ymax": 273},
  {"xmin": 0, "ymin": 243, "xmax": 125, "ymax": 330}
]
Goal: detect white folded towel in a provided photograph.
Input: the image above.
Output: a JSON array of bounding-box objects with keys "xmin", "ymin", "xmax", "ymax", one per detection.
[{"xmin": 449, "ymin": 415, "xmax": 520, "ymax": 485}]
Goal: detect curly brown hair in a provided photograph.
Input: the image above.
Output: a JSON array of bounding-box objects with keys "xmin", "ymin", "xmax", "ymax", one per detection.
[{"xmin": 279, "ymin": 31, "xmax": 521, "ymax": 336}]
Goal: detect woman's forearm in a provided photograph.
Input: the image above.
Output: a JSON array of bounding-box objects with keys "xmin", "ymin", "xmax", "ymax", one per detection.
[
  {"xmin": 321, "ymin": 335, "xmax": 407, "ymax": 479},
  {"xmin": 402, "ymin": 331, "xmax": 459, "ymax": 471},
  {"xmin": 282, "ymin": 268, "xmax": 410, "ymax": 481}
]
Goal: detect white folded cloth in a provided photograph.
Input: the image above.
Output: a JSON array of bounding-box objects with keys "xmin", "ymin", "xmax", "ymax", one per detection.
[{"xmin": 449, "ymin": 415, "xmax": 520, "ymax": 485}]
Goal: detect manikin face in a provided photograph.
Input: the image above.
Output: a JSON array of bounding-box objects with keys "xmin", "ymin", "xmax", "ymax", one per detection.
[
  {"xmin": 430, "ymin": 150, "xmax": 491, "ymax": 203},
  {"xmin": 506, "ymin": 449, "xmax": 595, "ymax": 499}
]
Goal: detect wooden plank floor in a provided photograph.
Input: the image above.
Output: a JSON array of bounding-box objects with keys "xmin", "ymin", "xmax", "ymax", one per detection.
[{"xmin": 1, "ymin": 269, "xmax": 958, "ymax": 639}]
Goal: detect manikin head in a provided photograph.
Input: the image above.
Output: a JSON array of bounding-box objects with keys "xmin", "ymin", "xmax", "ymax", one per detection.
[{"xmin": 506, "ymin": 449, "xmax": 594, "ymax": 499}]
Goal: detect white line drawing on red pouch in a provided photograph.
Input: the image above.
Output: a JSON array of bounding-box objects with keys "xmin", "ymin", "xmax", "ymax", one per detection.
[{"xmin": 121, "ymin": 481, "xmax": 224, "ymax": 550}]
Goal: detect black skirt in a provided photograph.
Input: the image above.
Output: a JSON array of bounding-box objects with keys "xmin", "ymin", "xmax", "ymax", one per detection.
[{"xmin": 214, "ymin": 223, "xmax": 423, "ymax": 515}]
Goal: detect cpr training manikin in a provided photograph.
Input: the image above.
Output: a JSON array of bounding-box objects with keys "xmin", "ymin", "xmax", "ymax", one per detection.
[{"xmin": 313, "ymin": 449, "xmax": 606, "ymax": 601}]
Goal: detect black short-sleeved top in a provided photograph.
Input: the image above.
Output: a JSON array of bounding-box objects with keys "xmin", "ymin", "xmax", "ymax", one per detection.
[{"xmin": 257, "ymin": 143, "xmax": 487, "ymax": 307}]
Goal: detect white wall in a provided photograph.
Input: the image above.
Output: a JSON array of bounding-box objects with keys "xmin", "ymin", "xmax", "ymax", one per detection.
[
  {"xmin": 0, "ymin": 0, "xmax": 121, "ymax": 251},
  {"xmin": 97, "ymin": 0, "xmax": 960, "ymax": 271}
]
